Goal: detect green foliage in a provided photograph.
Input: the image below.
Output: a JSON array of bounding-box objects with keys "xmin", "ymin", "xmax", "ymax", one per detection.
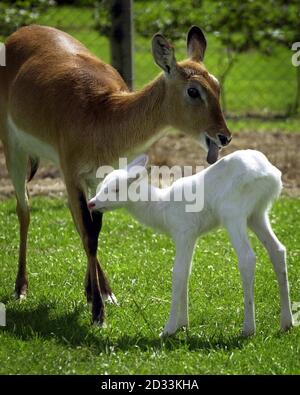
[
  {"xmin": 210, "ymin": 0, "xmax": 300, "ymax": 54},
  {"xmin": 204, "ymin": 0, "xmax": 300, "ymax": 115},
  {"xmin": 0, "ymin": 197, "xmax": 299, "ymax": 374},
  {"xmin": 94, "ymin": 0, "xmax": 300, "ymax": 49},
  {"xmin": 134, "ymin": 0, "xmax": 203, "ymax": 40},
  {"xmin": 0, "ymin": 0, "xmax": 55, "ymax": 37}
]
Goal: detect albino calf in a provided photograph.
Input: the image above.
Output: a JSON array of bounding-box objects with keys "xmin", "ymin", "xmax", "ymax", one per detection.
[{"xmin": 88, "ymin": 150, "xmax": 293, "ymax": 336}]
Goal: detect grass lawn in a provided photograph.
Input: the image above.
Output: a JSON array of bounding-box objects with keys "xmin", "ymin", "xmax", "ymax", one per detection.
[{"xmin": 0, "ymin": 196, "xmax": 299, "ymax": 374}]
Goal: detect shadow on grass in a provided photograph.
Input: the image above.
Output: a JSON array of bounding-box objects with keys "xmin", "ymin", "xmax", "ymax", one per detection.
[
  {"xmin": 114, "ymin": 332, "xmax": 247, "ymax": 353},
  {"xmin": 2, "ymin": 298, "xmax": 247, "ymax": 353}
]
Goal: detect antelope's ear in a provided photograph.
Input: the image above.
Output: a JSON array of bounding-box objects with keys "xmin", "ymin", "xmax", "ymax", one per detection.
[
  {"xmin": 152, "ymin": 34, "xmax": 177, "ymax": 74},
  {"xmin": 187, "ymin": 26, "xmax": 207, "ymax": 62}
]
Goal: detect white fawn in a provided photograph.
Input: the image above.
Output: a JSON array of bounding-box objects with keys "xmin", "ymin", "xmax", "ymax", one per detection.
[
  {"xmin": 0, "ymin": 25, "xmax": 231, "ymax": 325},
  {"xmin": 88, "ymin": 151, "xmax": 293, "ymax": 336}
]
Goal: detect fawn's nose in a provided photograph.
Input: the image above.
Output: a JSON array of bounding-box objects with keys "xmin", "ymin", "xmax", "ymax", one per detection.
[
  {"xmin": 88, "ymin": 201, "xmax": 96, "ymax": 210},
  {"xmin": 218, "ymin": 133, "xmax": 232, "ymax": 147}
]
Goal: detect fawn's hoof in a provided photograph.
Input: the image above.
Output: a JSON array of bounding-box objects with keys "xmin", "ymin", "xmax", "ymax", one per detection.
[
  {"xmin": 281, "ymin": 319, "xmax": 294, "ymax": 332},
  {"xmin": 160, "ymin": 321, "xmax": 188, "ymax": 338},
  {"xmin": 242, "ymin": 329, "xmax": 255, "ymax": 337},
  {"xmin": 241, "ymin": 327, "xmax": 256, "ymax": 337},
  {"xmin": 160, "ymin": 331, "xmax": 174, "ymax": 339},
  {"xmin": 160, "ymin": 327, "xmax": 178, "ymax": 338}
]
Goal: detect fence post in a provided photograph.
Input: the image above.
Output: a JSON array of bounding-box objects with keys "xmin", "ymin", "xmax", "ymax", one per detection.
[{"xmin": 110, "ymin": 0, "xmax": 134, "ymax": 90}]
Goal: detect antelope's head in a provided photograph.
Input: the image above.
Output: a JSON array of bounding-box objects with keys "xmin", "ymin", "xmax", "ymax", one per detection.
[{"xmin": 152, "ymin": 26, "xmax": 231, "ymax": 164}]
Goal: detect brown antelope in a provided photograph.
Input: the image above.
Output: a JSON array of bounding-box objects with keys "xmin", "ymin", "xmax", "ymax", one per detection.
[{"xmin": 0, "ymin": 24, "xmax": 231, "ymax": 326}]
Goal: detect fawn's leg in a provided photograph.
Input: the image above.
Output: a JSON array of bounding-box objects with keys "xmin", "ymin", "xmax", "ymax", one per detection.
[
  {"xmin": 226, "ymin": 219, "xmax": 256, "ymax": 337},
  {"xmin": 162, "ymin": 235, "xmax": 196, "ymax": 336},
  {"xmin": 249, "ymin": 213, "xmax": 293, "ymax": 331}
]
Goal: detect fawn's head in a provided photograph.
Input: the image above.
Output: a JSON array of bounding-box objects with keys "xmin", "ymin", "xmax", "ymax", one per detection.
[
  {"xmin": 88, "ymin": 155, "xmax": 149, "ymax": 212},
  {"xmin": 152, "ymin": 26, "xmax": 231, "ymax": 164}
]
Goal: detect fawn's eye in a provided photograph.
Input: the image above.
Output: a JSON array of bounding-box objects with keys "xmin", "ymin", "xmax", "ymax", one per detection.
[{"xmin": 187, "ymin": 87, "xmax": 200, "ymax": 99}]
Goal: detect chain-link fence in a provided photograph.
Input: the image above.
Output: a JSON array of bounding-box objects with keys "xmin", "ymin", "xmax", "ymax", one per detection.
[{"xmin": 0, "ymin": 1, "xmax": 299, "ymax": 118}]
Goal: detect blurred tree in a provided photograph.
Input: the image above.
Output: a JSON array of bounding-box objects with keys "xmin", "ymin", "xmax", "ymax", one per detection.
[{"xmin": 0, "ymin": 0, "xmax": 55, "ymax": 38}]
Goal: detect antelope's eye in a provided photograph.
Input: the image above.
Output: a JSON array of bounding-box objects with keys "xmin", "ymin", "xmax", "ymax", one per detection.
[{"xmin": 187, "ymin": 87, "xmax": 200, "ymax": 99}]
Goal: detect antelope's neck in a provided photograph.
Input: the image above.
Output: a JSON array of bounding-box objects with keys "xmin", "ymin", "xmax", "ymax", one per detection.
[{"xmin": 96, "ymin": 75, "xmax": 167, "ymax": 161}]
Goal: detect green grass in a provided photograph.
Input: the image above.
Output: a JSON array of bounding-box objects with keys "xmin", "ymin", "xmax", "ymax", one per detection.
[{"xmin": 0, "ymin": 197, "xmax": 299, "ymax": 374}]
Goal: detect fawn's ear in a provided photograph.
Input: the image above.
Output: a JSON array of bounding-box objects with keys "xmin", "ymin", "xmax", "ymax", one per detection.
[
  {"xmin": 152, "ymin": 33, "xmax": 177, "ymax": 75},
  {"xmin": 127, "ymin": 154, "xmax": 149, "ymax": 184},
  {"xmin": 187, "ymin": 26, "xmax": 207, "ymax": 62},
  {"xmin": 127, "ymin": 154, "xmax": 149, "ymax": 171}
]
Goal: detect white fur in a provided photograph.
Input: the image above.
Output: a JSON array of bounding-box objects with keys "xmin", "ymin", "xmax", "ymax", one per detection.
[
  {"xmin": 7, "ymin": 114, "xmax": 59, "ymax": 165},
  {"xmin": 89, "ymin": 150, "xmax": 293, "ymax": 336}
]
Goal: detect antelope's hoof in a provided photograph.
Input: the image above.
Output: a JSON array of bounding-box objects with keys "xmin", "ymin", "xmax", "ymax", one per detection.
[
  {"xmin": 92, "ymin": 319, "xmax": 107, "ymax": 328},
  {"xmin": 14, "ymin": 290, "xmax": 27, "ymax": 301},
  {"xmin": 104, "ymin": 293, "xmax": 119, "ymax": 306},
  {"xmin": 14, "ymin": 281, "xmax": 28, "ymax": 301}
]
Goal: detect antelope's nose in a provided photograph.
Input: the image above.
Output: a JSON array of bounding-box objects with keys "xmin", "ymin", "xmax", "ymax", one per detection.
[{"xmin": 218, "ymin": 133, "xmax": 232, "ymax": 147}]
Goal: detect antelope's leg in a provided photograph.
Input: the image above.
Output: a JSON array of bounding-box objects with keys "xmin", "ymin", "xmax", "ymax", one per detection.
[
  {"xmin": 5, "ymin": 140, "xmax": 30, "ymax": 299},
  {"xmin": 66, "ymin": 182, "xmax": 112, "ymax": 325},
  {"xmin": 84, "ymin": 210, "xmax": 114, "ymax": 304}
]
